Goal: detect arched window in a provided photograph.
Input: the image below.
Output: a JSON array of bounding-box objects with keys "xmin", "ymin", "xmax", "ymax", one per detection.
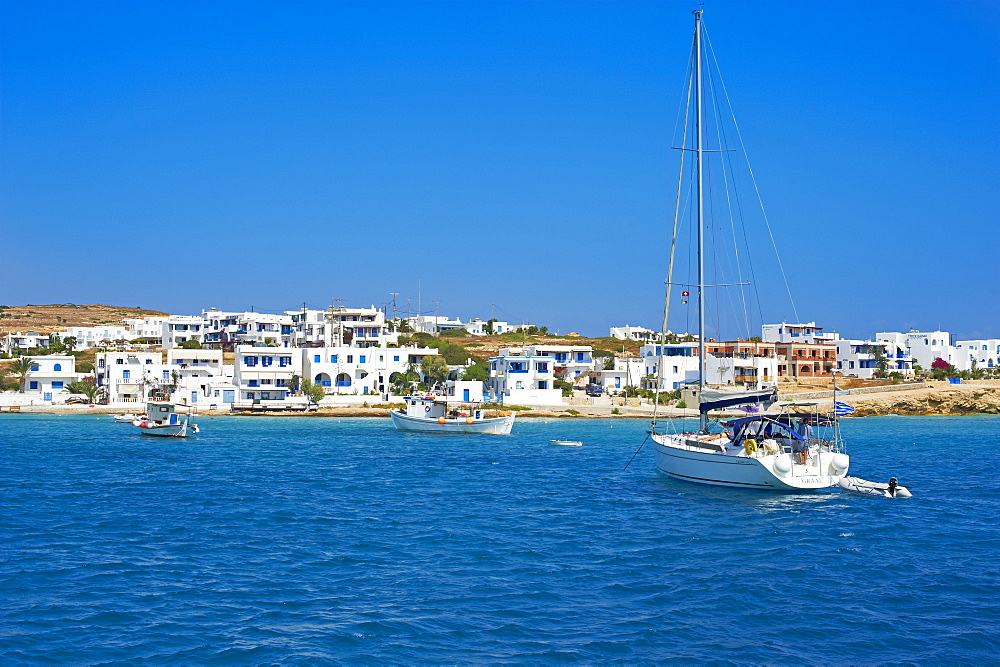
[
  {"xmin": 54, "ymin": 363, "xmax": 62, "ymax": 371},
  {"xmin": 31, "ymin": 364, "xmax": 39, "ymax": 371}
]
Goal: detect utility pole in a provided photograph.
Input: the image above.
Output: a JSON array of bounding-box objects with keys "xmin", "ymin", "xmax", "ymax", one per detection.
[
  {"xmin": 389, "ymin": 292, "xmax": 399, "ymax": 320},
  {"xmin": 433, "ymin": 300, "xmax": 441, "ymax": 336}
]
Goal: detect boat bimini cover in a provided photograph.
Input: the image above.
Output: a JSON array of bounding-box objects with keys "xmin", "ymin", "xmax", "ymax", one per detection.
[{"xmin": 724, "ymin": 415, "xmax": 804, "ymax": 447}]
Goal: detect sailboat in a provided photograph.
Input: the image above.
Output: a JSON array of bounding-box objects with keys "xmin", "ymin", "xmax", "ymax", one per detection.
[{"xmin": 647, "ymin": 11, "xmax": 849, "ymax": 491}]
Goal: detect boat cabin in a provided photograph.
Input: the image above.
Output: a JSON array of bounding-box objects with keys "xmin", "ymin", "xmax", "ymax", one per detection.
[
  {"xmin": 401, "ymin": 397, "xmax": 485, "ymax": 421},
  {"xmin": 145, "ymin": 401, "xmax": 180, "ymax": 425}
]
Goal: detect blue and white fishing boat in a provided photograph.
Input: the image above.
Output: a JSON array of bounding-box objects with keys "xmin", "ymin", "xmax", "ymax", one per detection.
[{"xmin": 391, "ymin": 396, "xmax": 514, "ymax": 434}]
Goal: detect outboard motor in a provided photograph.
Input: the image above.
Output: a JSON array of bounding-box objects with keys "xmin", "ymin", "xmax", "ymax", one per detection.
[{"xmin": 887, "ymin": 477, "xmax": 898, "ymax": 498}]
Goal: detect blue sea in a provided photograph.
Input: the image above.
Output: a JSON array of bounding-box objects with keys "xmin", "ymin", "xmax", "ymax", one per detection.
[{"xmin": 2, "ymin": 414, "xmax": 998, "ymax": 663}]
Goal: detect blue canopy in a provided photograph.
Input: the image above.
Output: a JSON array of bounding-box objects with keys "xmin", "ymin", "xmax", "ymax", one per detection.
[{"xmin": 723, "ymin": 415, "xmax": 804, "ymax": 444}]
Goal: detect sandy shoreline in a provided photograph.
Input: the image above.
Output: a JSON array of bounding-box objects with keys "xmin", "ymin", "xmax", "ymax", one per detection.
[{"xmin": 4, "ymin": 380, "xmax": 999, "ymax": 418}]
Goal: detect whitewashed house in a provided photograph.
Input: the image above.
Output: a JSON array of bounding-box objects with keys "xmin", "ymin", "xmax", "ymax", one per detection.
[
  {"xmin": 123, "ymin": 317, "xmax": 167, "ymax": 346},
  {"xmin": 876, "ymin": 330, "xmax": 964, "ymax": 371},
  {"xmin": 640, "ymin": 342, "xmax": 701, "ymax": 391},
  {"xmin": 763, "ymin": 322, "xmax": 839, "ymax": 345},
  {"xmin": 302, "ymin": 344, "xmax": 440, "ymax": 397},
  {"xmin": 327, "ymin": 305, "xmax": 393, "ymax": 347},
  {"xmin": 1, "ymin": 331, "xmax": 49, "ymax": 354},
  {"xmin": 21, "ymin": 355, "xmax": 80, "ymax": 400},
  {"xmin": 610, "ymin": 325, "xmax": 659, "ymax": 342},
  {"xmin": 834, "ymin": 339, "xmax": 913, "ymax": 378},
  {"xmin": 954, "ymin": 338, "xmax": 1000, "ymax": 372},
  {"xmin": 60, "ymin": 325, "xmax": 130, "ymax": 349},
  {"xmin": 487, "ymin": 351, "xmax": 563, "ymax": 405},
  {"xmin": 521, "ymin": 345, "xmax": 594, "ymax": 382},
  {"xmin": 166, "ymin": 348, "xmax": 236, "ymax": 408},
  {"xmin": 232, "ymin": 346, "xmax": 301, "ymax": 408},
  {"xmin": 593, "ymin": 356, "xmax": 646, "ymax": 393},
  {"xmin": 161, "ymin": 315, "xmax": 206, "ymax": 348},
  {"xmin": 95, "ymin": 351, "xmax": 169, "ymax": 404}
]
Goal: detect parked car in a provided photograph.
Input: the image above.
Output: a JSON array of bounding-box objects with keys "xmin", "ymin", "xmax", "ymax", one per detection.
[{"xmin": 585, "ymin": 384, "xmax": 603, "ymax": 396}]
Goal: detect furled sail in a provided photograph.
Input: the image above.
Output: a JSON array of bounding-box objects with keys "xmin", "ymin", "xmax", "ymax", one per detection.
[{"xmin": 695, "ymin": 388, "xmax": 778, "ymax": 412}]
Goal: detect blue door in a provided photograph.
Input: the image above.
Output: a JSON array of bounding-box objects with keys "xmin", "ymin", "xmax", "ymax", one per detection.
[
  {"xmin": 223, "ymin": 390, "xmax": 234, "ymax": 403},
  {"xmin": 463, "ymin": 389, "xmax": 470, "ymax": 401},
  {"xmin": 44, "ymin": 392, "xmax": 52, "ymax": 401},
  {"xmin": 191, "ymin": 391, "xmax": 198, "ymax": 404}
]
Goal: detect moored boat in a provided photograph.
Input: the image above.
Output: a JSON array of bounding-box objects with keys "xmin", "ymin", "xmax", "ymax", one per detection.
[
  {"xmin": 132, "ymin": 400, "xmax": 199, "ymax": 437},
  {"xmin": 642, "ymin": 11, "xmax": 849, "ymax": 491},
  {"xmin": 390, "ymin": 396, "xmax": 514, "ymax": 434}
]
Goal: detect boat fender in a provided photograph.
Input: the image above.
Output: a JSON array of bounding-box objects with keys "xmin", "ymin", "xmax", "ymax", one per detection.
[
  {"xmin": 131, "ymin": 420, "xmax": 142, "ymax": 426},
  {"xmin": 438, "ymin": 417, "xmax": 446, "ymax": 424},
  {"xmin": 743, "ymin": 438, "xmax": 758, "ymax": 455},
  {"xmin": 773, "ymin": 455, "xmax": 792, "ymax": 475},
  {"xmin": 425, "ymin": 406, "xmax": 431, "ymax": 413},
  {"xmin": 831, "ymin": 453, "xmax": 850, "ymax": 473},
  {"xmin": 888, "ymin": 477, "xmax": 898, "ymax": 498},
  {"xmin": 466, "ymin": 417, "xmax": 473, "ymax": 424}
]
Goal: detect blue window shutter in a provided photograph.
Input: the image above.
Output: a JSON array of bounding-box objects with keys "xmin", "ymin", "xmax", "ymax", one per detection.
[{"xmin": 314, "ymin": 355, "xmax": 320, "ymax": 363}]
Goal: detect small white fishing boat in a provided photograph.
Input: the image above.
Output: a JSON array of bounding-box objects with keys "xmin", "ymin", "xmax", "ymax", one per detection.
[
  {"xmin": 551, "ymin": 440, "xmax": 582, "ymax": 447},
  {"xmin": 113, "ymin": 413, "xmax": 139, "ymax": 423},
  {"xmin": 390, "ymin": 396, "xmax": 514, "ymax": 434},
  {"xmin": 838, "ymin": 476, "xmax": 912, "ymax": 498},
  {"xmin": 132, "ymin": 400, "xmax": 199, "ymax": 437}
]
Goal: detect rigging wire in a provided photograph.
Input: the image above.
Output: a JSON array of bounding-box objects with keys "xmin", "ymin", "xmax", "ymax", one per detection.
[{"xmin": 703, "ymin": 25, "xmax": 800, "ymax": 323}]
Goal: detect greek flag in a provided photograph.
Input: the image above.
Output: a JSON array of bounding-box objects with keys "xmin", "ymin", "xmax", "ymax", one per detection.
[{"xmin": 834, "ymin": 401, "xmax": 855, "ymax": 416}]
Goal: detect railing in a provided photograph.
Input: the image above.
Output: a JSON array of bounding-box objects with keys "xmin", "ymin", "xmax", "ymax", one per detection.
[{"xmin": 335, "ymin": 381, "xmax": 351, "ymax": 387}]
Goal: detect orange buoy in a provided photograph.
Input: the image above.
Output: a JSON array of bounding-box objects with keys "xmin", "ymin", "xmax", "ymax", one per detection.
[{"xmin": 438, "ymin": 417, "xmax": 446, "ymax": 424}]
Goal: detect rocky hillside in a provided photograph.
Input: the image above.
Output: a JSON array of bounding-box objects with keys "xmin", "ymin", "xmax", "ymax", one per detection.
[{"xmin": 0, "ymin": 304, "xmax": 168, "ymax": 334}]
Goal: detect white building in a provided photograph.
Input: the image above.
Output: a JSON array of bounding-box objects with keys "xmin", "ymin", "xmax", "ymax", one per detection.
[
  {"xmin": 835, "ymin": 339, "xmax": 913, "ymax": 379},
  {"xmin": 1, "ymin": 331, "xmax": 49, "ymax": 354},
  {"xmin": 200, "ymin": 310, "xmax": 295, "ymax": 349},
  {"xmin": 21, "ymin": 355, "xmax": 81, "ymax": 400},
  {"xmin": 521, "ymin": 345, "xmax": 594, "ymax": 382},
  {"xmin": 610, "ymin": 325, "xmax": 659, "ymax": 342},
  {"xmin": 487, "ymin": 351, "xmax": 564, "ymax": 405},
  {"xmin": 161, "ymin": 315, "xmax": 207, "ymax": 349},
  {"xmin": 954, "ymin": 338, "xmax": 1000, "ymax": 372},
  {"xmin": 327, "ymin": 305, "xmax": 393, "ymax": 348},
  {"xmin": 232, "ymin": 346, "xmax": 302, "ymax": 408},
  {"xmin": 166, "ymin": 348, "xmax": 236, "ymax": 408},
  {"xmin": 122, "ymin": 317, "xmax": 167, "ymax": 346},
  {"xmin": 95, "ymin": 351, "xmax": 169, "ymax": 404},
  {"xmin": 763, "ymin": 322, "xmax": 839, "ymax": 345},
  {"xmin": 59, "ymin": 325, "xmax": 130, "ymax": 349},
  {"xmin": 876, "ymin": 330, "xmax": 963, "ymax": 371},
  {"xmin": 593, "ymin": 356, "xmax": 646, "ymax": 393},
  {"xmin": 302, "ymin": 344, "xmax": 440, "ymax": 397},
  {"xmin": 640, "ymin": 342, "xmax": 701, "ymax": 391}
]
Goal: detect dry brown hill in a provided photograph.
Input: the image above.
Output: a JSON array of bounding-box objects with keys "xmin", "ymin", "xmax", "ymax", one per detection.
[{"xmin": 0, "ymin": 304, "xmax": 169, "ymax": 335}]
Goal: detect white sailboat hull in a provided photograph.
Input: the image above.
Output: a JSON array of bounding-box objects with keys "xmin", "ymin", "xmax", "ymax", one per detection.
[
  {"xmin": 390, "ymin": 410, "xmax": 514, "ymax": 434},
  {"xmin": 651, "ymin": 433, "xmax": 848, "ymax": 491}
]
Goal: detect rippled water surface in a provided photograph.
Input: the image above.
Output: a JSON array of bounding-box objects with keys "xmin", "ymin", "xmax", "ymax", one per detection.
[{"xmin": 2, "ymin": 414, "xmax": 999, "ymax": 662}]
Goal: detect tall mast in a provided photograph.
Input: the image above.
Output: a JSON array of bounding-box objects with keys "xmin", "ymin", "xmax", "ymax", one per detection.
[{"xmin": 694, "ymin": 10, "xmax": 707, "ymax": 433}]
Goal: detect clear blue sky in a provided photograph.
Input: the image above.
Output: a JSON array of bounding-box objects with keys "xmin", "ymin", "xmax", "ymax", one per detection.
[{"xmin": 2, "ymin": 0, "xmax": 998, "ymax": 340}]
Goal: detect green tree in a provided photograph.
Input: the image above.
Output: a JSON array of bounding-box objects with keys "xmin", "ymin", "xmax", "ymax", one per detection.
[
  {"xmin": 10, "ymin": 357, "xmax": 34, "ymax": 392},
  {"xmin": 67, "ymin": 377, "xmax": 105, "ymax": 403},
  {"xmin": 63, "ymin": 336, "xmax": 78, "ymax": 353},
  {"xmin": 300, "ymin": 378, "xmax": 326, "ymax": 406},
  {"xmin": 178, "ymin": 339, "xmax": 202, "ymax": 349},
  {"xmin": 421, "ymin": 355, "xmax": 449, "ymax": 385},
  {"xmin": 485, "ymin": 318, "xmax": 497, "ymax": 335},
  {"xmin": 391, "ymin": 364, "xmax": 421, "ymax": 394},
  {"xmin": 288, "ymin": 374, "xmax": 301, "ymax": 394},
  {"xmin": 47, "ymin": 334, "xmax": 65, "ymax": 353},
  {"xmin": 460, "ymin": 361, "xmax": 490, "ymax": 382}
]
